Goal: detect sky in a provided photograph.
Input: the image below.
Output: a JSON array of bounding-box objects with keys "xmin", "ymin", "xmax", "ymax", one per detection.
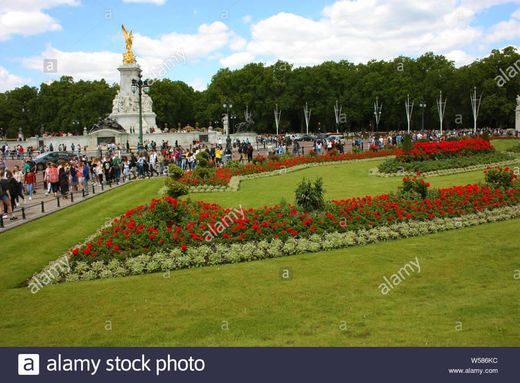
[{"xmin": 1, "ymin": 0, "xmax": 520, "ymax": 92}]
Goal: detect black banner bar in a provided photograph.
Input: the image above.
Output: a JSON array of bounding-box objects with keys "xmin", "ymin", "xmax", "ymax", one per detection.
[{"xmin": 2, "ymin": 347, "xmax": 517, "ymax": 382}]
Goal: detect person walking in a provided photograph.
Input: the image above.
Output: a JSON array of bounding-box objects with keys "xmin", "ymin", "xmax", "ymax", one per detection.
[
  {"xmin": 24, "ymin": 168, "xmax": 36, "ymax": 200},
  {"xmin": 12, "ymin": 165, "xmax": 25, "ymax": 206},
  {"xmin": 47, "ymin": 163, "xmax": 60, "ymax": 197},
  {"xmin": 1, "ymin": 174, "xmax": 16, "ymax": 221},
  {"xmin": 82, "ymin": 161, "xmax": 90, "ymax": 195},
  {"xmin": 59, "ymin": 161, "xmax": 69, "ymax": 199}
]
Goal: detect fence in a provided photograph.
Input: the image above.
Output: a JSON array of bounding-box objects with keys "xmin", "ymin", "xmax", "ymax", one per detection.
[{"xmin": 0, "ymin": 172, "xmax": 163, "ymax": 230}]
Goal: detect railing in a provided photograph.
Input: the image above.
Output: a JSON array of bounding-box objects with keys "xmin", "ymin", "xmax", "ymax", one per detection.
[{"xmin": 0, "ymin": 172, "xmax": 163, "ymax": 230}]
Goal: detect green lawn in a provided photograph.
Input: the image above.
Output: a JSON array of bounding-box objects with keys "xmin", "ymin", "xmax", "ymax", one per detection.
[
  {"xmin": 186, "ymin": 159, "xmax": 490, "ymax": 208},
  {"xmin": 491, "ymin": 138, "xmax": 520, "ymax": 152},
  {"xmin": 0, "ymin": 155, "xmax": 519, "ymax": 346}
]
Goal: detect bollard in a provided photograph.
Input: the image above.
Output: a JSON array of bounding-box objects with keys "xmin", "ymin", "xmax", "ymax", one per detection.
[
  {"xmin": 41, "ymin": 201, "xmax": 45, "ymax": 213},
  {"xmin": 22, "ymin": 207, "xmax": 26, "ymax": 219},
  {"xmin": 82, "ymin": 189, "xmax": 85, "ymax": 197},
  {"xmin": 101, "ymin": 183, "xmax": 104, "ymax": 191},
  {"xmin": 0, "ymin": 215, "xmax": 3, "ymax": 228},
  {"xmin": 92, "ymin": 184, "xmax": 95, "ymax": 194},
  {"xmin": 57, "ymin": 197, "xmax": 60, "ymax": 207},
  {"xmin": 70, "ymin": 192, "xmax": 74, "ymax": 202}
]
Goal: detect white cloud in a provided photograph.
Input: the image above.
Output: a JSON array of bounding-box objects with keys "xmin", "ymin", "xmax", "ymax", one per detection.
[
  {"xmin": 20, "ymin": 21, "xmax": 232, "ymax": 83},
  {"xmin": 22, "ymin": 46, "xmax": 121, "ymax": 83},
  {"xmin": 0, "ymin": 0, "xmax": 79, "ymax": 40},
  {"xmin": 134, "ymin": 22, "xmax": 231, "ymax": 61},
  {"xmin": 242, "ymin": 15, "xmax": 252, "ymax": 24},
  {"xmin": 188, "ymin": 77, "xmax": 207, "ymax": 91},
  {"xmin": 220, "ymin": 52, "xmax": 255, "ymax": 68},
  {"xmin": 122, "ymin": 0, "xmax": 166, "ymax": 5},
  {"xmin": 223, "ymin": 0, "xmax": 520, "ymax": 68},
  {"xmin": 485, "ymin": 7, "xmax": 520, "ymax": 43},
  {"xmin": 230, "ymin": 34, "xmax": 247, "ymax": 51},
  {"xmin": 0, "ymin": 66, "xmax": 31, "ymax": 91},
  {"xmin": 445, "ymin": 50, "xmax": 477, "ymax": 66}
]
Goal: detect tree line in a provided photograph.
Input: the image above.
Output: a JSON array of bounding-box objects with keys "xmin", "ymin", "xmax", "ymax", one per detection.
[{"xmin": 1, "ymin": 46, "xmax": 519, "ymax": 138}]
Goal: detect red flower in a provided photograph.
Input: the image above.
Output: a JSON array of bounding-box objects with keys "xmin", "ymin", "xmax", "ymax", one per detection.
[{"xmin": 180, "ymin": 244, "xmax": 188, "ymax": 251}]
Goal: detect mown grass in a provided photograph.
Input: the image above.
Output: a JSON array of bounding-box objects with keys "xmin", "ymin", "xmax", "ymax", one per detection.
[{"xmin": 0, "ymin": 218, "xmax": 518, "ymax": 346}]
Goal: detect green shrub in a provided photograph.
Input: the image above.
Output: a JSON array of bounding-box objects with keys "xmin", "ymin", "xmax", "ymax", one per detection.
[
  {"xmin": 168, "ymin": 164, "xmax": 185, "ymax": 180},
  {"xmin": 398, "ymin": 174, "xmax": 430, "ymax": 199},
  {"xmin": 401, "ymin": 134, "xmax": 413, "ymax": 152},
  {"xmin": 196, "ymin": 150, "xmax": 210, "ymax": 161},
  {"xmin": 224, "ymin": 160, "xmax": 242, "ymax": 169},
  {"xmin": 195, "ymin": 151, "xmax": 212, "ymax": 168},
  {"xmin": 482, "ymin": 131, "xmax": 490, "ymax": 142},
  {"xmin": 295, "ymin": 177, "xmax": 325, "ymax": 212},
  {"xmin": 484, "ymin": 166, "xmax": 518, "ymax": 188},
  {"xmin": 509, "ymin": 144, "xmax": 520, "ymax": 153},
  {"xmin": 164, "ymin": 177, "xmax": 189, "ymax": 198},
  {"xmin": 193, "ymin": 166, "xmax": 216, "ymax": 180}
]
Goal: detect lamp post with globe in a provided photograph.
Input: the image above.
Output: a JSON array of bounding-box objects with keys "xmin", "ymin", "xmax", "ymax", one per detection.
[{"xmin": 131, "ymin": 70, "xmax": 151, "ymax": 151}]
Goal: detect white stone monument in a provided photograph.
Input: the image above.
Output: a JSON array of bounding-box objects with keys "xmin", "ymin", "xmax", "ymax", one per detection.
[
  {"xmin": 516, "ymin": 95, "xmax": 520, "ymax": 133},
  {"xmin": 109, "ymin": 63, "xmax": 157, "ymax": 134},
  {"xmin": 109, "ymin": 25, "xmax": 157, "ymax": 134}
]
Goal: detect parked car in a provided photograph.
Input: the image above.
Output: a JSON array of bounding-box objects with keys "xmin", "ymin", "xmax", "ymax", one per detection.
[
  {"xmin": 34, "ymin": 151, "xmax": 75, "ymax": 170},
  {"xmin": 301, "ymin": 134, "xmax": 317, "ymax": 141},
  {"xmin": 326, "ymin": 135, "xmax": 344, "ymax": 141}
]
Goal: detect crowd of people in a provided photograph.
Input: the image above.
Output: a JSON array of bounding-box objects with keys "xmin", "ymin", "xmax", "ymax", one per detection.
[{"xmin": 1, "ymin": 128, "xmax": 517, "ymax": 223}]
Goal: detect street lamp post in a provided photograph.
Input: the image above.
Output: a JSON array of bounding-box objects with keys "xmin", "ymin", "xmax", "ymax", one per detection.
[
  {"xmin": 436, "ymin": 91, "xmax": 447, "ymax": 135},
  {"xmin": 274, "ymin": 104, "xmax": 282, "ymax": 135},
  {"xmin": 72, "ymin": 120, "xmax": 80, "ymax": 135},
  {"xmin": 419, "ymin": 101, "xmax": 427, "ymax": 131},
  {"xmin": 131, "ymin": 70, "xmax": 150, "ymax": 151},
  {"xmin": 304, "ymin": 102, "xmax": 311, "ymax": 134},
  {"xmin": 373, "ymin": 97, "xmax": 382, "ymax": 133},
  {"xmin": 405, "ymin": 95, "xmax": 414, "ymax": 134},
  {"xmin": 230, "ymin": 114, "xmax": 237, "ymax": 134},
  {"xmin": 470, "ymin": 86, "xmax": 482, "ymax": 135},
  {"xmin": 223, "ymin": 102, "xmax": 232, "ymax": 137},
  {"xmin": 334, "ymin": 100, "xmax": 342, "ymax": 134}
]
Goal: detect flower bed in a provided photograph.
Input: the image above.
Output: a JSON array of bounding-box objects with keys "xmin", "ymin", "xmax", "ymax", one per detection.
[
  {"xmin": 378, "ymin": 138, "xmax": 513, "ymax": 174},
  {"xmin": 395, "ymin": 138, "xmax": 493, "ymax": 162},
  {"xmin": 371, "ymin": 157, "xmax": 520, "ymax": 177},
  {"xmin": 32, "ymin": 205, "xmax": 520, "ymax": 284},
  {"xmin": 28, "ymin": 168, "xmax": 520, "ymax": 285},
  {"xmin": 179, "ymin": 150, "xmax": 396, "ymax": 187},
  {"xmin": 62, "ymin": 179, "xmax": 520, "ymax": 264}
]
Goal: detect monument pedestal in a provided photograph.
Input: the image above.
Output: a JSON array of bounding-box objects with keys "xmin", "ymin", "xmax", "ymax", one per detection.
[{"xmin": 109, "ymin": 63, "xmax": 157, "ymax": 134}]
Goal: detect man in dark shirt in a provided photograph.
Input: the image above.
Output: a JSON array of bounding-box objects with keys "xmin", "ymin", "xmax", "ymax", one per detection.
[{"xmin": 1, "ymin": 177, "xmax": 16, "ymax": 220}]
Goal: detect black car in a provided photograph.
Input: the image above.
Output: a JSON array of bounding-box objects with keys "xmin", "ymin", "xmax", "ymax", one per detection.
[
  {"xmin": 301, "ymin": 134, "xmax": 317, "ymax": 141},
  {"xmin": 34, "ymin": 151, "xmax": 75, "ymax": 170}
]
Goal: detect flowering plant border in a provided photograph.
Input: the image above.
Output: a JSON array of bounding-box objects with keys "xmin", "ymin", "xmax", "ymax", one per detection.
[
  {"xmin": 29, "ymin": 205, "xmax": 520, "ymax": 285},
  {"xmin": 369, "ymin": 159, "xmax": 520, "ymax": 178}
]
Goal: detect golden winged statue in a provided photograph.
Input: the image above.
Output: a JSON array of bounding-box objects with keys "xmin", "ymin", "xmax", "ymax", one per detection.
[{"xmin": 121, "ymin": 24, "xmax": 136, "ymax": 64}]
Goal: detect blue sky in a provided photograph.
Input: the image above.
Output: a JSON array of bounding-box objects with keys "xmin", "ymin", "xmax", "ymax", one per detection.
[{"xmin": 1, "ymin": 0, "xmax": 520, "ymax": 92}]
